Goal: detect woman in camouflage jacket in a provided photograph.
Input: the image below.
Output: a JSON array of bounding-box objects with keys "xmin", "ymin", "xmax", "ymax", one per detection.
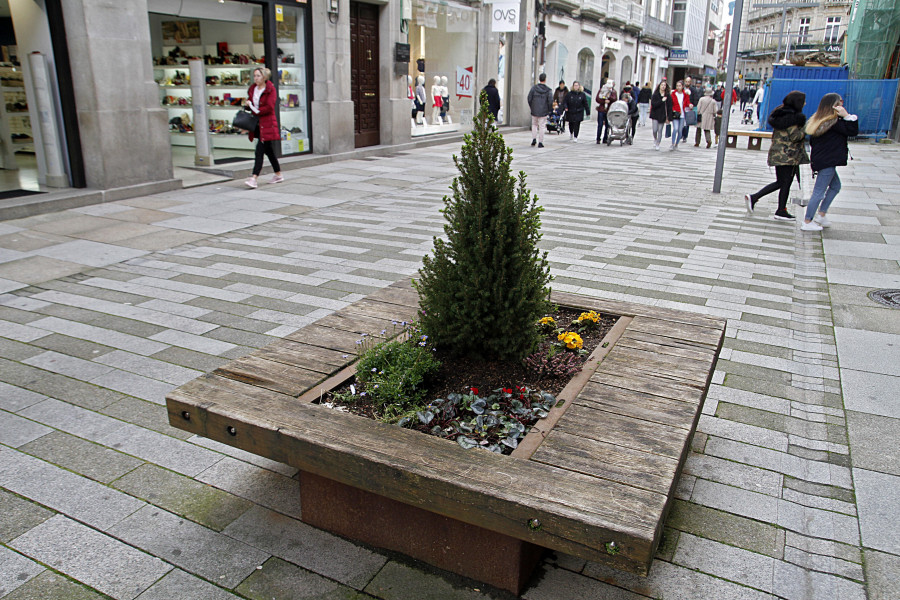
[{"xmin": 744, "ymin": 91, "xmax": 809, "ymax": 221}]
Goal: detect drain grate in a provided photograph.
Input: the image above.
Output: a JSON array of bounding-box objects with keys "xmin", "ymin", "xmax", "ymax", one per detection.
[{"xmin": 868, "ymin": 289, "xmax": 900, "ymax": 309}]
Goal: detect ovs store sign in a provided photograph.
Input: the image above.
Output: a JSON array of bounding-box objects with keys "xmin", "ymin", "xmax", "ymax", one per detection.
[{"xmin": 491, "ymin": 1, "xmax": 520, "ymax": 32}]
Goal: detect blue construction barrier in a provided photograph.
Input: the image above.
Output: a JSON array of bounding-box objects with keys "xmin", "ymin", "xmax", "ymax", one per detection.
[
  {"xmin": 758, "ymin": 78, "xmax": 899, "ymax": 138},
  {"xmin": 771, "ymin": 66, "xmax": 849, "ymax": 81}
]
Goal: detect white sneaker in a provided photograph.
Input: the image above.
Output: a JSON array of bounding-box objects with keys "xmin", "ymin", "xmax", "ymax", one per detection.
[
  {"xmin": 800, "ymin": 221, "xmax": 823, "ymax": 231},
  {"xmin": 270, "ymin": 174, "xmax": 284, "ymax": 184},
  {"xmin": 573, "ymin": 137, "xmax": 578, "ymax": 143},
  {"xmin": 244, "ymin": 178, "xmax": 258, "ymax": 189},
  {"xmin": 813, "ymin": 214, "xmax": 831, "ymax": 227}
]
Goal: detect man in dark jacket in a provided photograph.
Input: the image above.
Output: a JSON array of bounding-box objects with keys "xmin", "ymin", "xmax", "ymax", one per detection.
[
  {"xmin": 681, "ymin": 76, "xmax": 701, "ymax": 143},
  {"xmin": 527, "ymin": 73, "xmax": 553, "ymax": 147},
  {"xmin": 553, "ymin": 80, "xmax": 569, "ymax": 133},
  {"xmin": 481, "ymin": 79, "xmax": 501, "ymax": 123}
]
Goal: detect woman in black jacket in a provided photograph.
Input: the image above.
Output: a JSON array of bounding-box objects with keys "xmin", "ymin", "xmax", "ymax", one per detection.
[
  {"xmin": 744, "ymin": 91, "xmax": 808, "ymax": 221},
  {"xmin": 481, "ymin": 79, "xmax": 502, "ymax": 123},
  {"xmin": 563, "ymin": 81, "xmax": 589, "ymax": 142},
  {"xmin": 800, "ymin": 93, "xmax": 859, "ymax": 231},
  {"xmin": 649, "ymin": 81, "xmax": 672, "ymax": 150}
]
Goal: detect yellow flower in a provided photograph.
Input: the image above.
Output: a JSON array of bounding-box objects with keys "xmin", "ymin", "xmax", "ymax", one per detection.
[
  {"xmin": 557, "ymin": 331, "xmax": 583, "ymax": 350},
  {"xmin": 578, "ymin": 310, "xmax": 600, "ymax": 323},
  {"xmin": 539, "ymin": 316, "xmax": 556, "ymax": 326}
]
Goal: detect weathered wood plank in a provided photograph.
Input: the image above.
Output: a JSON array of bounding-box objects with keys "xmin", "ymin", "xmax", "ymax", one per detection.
[
  {"xmin": 167, "ymin": 373, "xmax": 665, "ymax": 572},
  {"xmin": 627, "ymin": 316, "xmax": 724, "ymax": 348},
  {"xmin": 576, "ymin": 383, "xmax": 699, "ymax": 430},
  {"xmin": 312, "ymin": 311, "xmax": 400, "ymax": 338},
  {"xmin": 531, "ymin": 430, "xmax": 679, "ymax": 495},
  {"xmin": 616, "ymin": 334, "xmax": 716, "ymax": 363},
  {"xmin": 590, "ymin": 371, "xmax": 707, "ymax": 404},
  {"xmin": 553, "ymin": 403, "xmax": 689, "ymax": 460},
  {"xmin": 339, "ymin": 298, "xmax": 419, "ymax": 323},
  {"xmin": 285, "ymin": 324, "xmax": 374, "ymax": 354},
  {"xmin": 594, "ymin": 360, "xmax": 708, "ymax": 390},
  {"xmin": 366, "ymin": 282, "xmax": 420, "ymax": 307},
  {"xmin": 214, "ymin": 355, "xmax": 323, "ymax": 396},
  {"xmin": 254, "ymin": 339, "xmax": 350, "ymax": 375},
  {"xmin": 551, "ymin": 291, "xmax": 726, "ymax": 330},
  {"xmin": 599, "ymin": 350, "xmax": 712, "ymax": 385}
]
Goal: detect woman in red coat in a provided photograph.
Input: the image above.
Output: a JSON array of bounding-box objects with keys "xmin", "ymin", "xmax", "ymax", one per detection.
[
  {"xmin": 669, "ymin": 80, "xmax": 691, "ymax": 150},
  {"xmin": 244, "ymin": 67, "xmax": 283, "ymax": 189}
]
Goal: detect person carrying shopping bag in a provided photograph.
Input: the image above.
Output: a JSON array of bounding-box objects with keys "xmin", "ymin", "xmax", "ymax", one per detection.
[
  {"xmin": 800, "ymin": 93, "xmax": 859, "ymax": 232},
  {"xmin": 744, "ymin": 91, "xmax": 809, "ymax": 221},
  {"xmin": 649, "ymin": 80, "xmax": 673, "ymax": 151}
]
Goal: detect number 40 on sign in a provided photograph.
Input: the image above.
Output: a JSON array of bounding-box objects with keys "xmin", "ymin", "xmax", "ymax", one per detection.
[{"xmin": 456, "ymin": 66, "xmax": 474, "ymax": 99}]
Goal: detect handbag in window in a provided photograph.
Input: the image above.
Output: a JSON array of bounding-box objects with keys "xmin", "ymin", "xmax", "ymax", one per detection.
[{"xmin": 232, "ymin": 109, "xmax": 258, "ymax": 132}]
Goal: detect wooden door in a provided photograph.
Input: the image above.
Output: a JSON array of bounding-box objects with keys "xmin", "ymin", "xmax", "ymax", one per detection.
[{"xmin": 350, "ymin": 2, "xmax": 380, "ymax": 148}]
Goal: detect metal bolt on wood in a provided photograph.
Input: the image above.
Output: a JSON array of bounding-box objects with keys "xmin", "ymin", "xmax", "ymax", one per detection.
[
  {"xmin": 527, "ymin": 518, "xmax": 542, "ymax": 531},
  {"xmin": 606, "ymin": 541, "xmax": 620, "ymax": 555}
]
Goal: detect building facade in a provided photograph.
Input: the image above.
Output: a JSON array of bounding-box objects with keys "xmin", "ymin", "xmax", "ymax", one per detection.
[{"xmin": 737, "ymin": 0, "xmax": 850, "ymax": 82}]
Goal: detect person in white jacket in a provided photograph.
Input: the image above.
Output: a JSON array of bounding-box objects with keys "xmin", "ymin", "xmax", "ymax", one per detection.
[{"xmin": 752, "ymin": 86, "xmax": 765, "ymax": 122}]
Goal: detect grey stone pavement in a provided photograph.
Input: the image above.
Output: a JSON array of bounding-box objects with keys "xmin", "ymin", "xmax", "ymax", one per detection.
[{"xmin": 1, "ymin": 117, "xmax": 898, "ymax": 600}]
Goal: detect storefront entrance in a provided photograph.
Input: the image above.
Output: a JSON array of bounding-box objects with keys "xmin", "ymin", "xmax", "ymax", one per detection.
[{"xmin": 350, "ymin": 2, "xmax": 380, "ymax": 148}]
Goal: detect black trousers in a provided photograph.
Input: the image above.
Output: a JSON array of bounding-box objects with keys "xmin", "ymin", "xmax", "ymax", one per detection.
[
  {"xmin": 569, "ymin": 119, "xmax": 582, "ymax": 138},
  {"xmin": 751, "ymin": 165, "xmax": 795, "ymax": 212},
  {"xmin": 253, "ymin": 139, "xmax": 280, "ymax": 176}
]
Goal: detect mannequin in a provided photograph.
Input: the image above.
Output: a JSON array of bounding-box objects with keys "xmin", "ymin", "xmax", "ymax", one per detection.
[
  {"xmin": 440, "ymin": 75, "xmax": 452, "ymax": 124},
  {"xmin": 415, "ymin": 75, "xmax": 427, "ymax": 125},
  {"xmin": 408, "ymin": 75, "xmax": 417, "ymax": 128},
  {"xmin": 431, "ymin": 75, "xmax": 443, "ymax": 125}
]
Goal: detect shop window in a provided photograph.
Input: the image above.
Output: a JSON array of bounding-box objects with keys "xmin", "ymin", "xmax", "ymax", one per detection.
[{"xmin": 409, "ymin": 2, "xmax": 479, "ymax": 135}]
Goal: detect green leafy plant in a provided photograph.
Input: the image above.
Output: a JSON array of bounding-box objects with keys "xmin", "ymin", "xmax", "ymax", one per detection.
[{"xmin": 414, "ymin": 95, "xmax": 552, "ymax": 361}]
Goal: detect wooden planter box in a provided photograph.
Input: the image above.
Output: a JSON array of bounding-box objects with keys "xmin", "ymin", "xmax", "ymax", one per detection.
[{"xmin": 166, "ymin": 280, "xmax": 726, "ymax": 595}]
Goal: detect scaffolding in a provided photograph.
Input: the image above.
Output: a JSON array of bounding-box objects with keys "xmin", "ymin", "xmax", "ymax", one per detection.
[{"xmin": 846, "ymin": 0, "xmax": 900, "ymax": 79}]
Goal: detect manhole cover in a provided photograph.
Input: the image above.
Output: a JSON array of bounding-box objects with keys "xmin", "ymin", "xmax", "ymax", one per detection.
[{"xmin": 868, "ymin": 289, "xmax": 900, "ymax": 309}]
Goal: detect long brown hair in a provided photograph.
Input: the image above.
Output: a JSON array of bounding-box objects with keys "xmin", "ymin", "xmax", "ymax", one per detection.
[{"xmin": 806, "ymin": 93, "xmax": 842, "ymax": 135}]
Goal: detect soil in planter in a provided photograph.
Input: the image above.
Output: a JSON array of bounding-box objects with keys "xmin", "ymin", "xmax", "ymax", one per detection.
[{"xmin": 318, "ymin": 308, "xmax": 618, "ymax": 453}]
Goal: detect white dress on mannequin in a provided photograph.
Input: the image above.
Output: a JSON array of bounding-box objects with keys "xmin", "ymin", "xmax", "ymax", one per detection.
[{"xmin": 431, "ymin": 76, "xmax": 443, "ymax": 125}]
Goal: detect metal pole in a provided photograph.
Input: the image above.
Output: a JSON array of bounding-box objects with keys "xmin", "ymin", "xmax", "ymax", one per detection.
[
  {"xmin": 713, "ymin": 0, "xmax": 745, "ymax": 193},
  {"xmin": 776, "ymin": 7, "xmax": 787, "ymax": 64}
]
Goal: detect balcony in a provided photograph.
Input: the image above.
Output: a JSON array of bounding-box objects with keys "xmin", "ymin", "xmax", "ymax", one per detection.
[
  {"xmin": 626, "ymin": 3, "xmax": 644, "ymax": 32},
  {"xmin": 605, "ymin": 1, "xmax": 630, "ymax": 26},
  {"xmin": 547, "ymin": 0, "xmax": 581, "ymax": 12},
  {"xmin": 642, "ymin": 15, "xmax": 674, "ymax": 46},
  {"xmin": 582, "ymin": 0, "xmax": 609, "ymax": 20}
]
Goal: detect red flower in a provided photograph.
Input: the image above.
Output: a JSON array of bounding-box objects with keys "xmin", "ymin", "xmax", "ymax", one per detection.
[
  {"xmin": 516, "ymin": 385, "xmax": 525, "ymax": 392},
  {"xmin": 470, "ymin": 387, "xmax": 479, "ymax": 395},
  {"xmin": 503, "ymin": 388, "xmax": 513, "ymax": 394}
]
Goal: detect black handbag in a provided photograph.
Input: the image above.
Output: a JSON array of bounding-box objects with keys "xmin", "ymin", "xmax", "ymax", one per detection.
[{"xmin": 232, "ymin": 109, "xmax": 258, "ymax": 132}]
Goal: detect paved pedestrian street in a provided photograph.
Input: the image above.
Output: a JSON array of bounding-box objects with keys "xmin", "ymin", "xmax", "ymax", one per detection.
[{"xmin": 1, "ymin": 124, "xmax": 898, "ymax": 600}]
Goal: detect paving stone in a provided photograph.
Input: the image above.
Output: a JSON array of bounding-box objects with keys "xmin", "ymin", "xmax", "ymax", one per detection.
[
  {"xmin": 0, "ymin": 448, "xmax": 144, "ymax": 530},
  {"xmin": 235, "ymin": 557, "xmax": 369, "ymax": 600},
  {"xmin": 89, "ymin": 369, "xmax": 178, "ymax": 404},
  {"xmin": 846, "ymin": 411, "xmax": 900, "ymax": 477},
  {"xmin": 187, "ymin": 435, "xmax": 297, "ymax": 477},
  {"xmin": 19, "ymin": 431, "xmax": 143, "ymax": 484},
  {"xmin": 0, "ymin": 382, "xmax": 48, "ymax": 413},
  {"xmin": 93, "ymin": 350, "xmax": 203, "ymax": 386},
  {"xmin": 99, "ymin": 423, "xmax": 222, "ymax": 477},
  {"xmin": 148, "ymin": 328, "xmax": 237, "ymax": 355},
  {"xmin": 699, "ymin": 414, "xmax": 788, "ymax": 451},
  {"xmin": 365, "ymin": 560, "xmax": 497, "ymax": 600},
  {"xmin": 99, "ymin": 395, "xmax": 195, "ymax": 441},
  {"xmin": 775, "ymin": 499, "xmax": 860, "ymax": 546},
  {"xmin": 783, "ymin": 545, "xmax": 864, "ymax": 581},
  {"xmin": 224, "ymin": 505, "xmax": 386, "ymax": 588},
  {"xmin": 863, "ymin": 549, "xmax": 900, "ymax": 600},
  {"xmin": 112, "ymin": 463, "xmax": 253, "ymax": 531},
  {"xmin": 30, "ymin": 333, "xmax": 116, "ymax": 361},
  {"xmin": 666, "ymin": 498, "xmax": 784, "ymax": 558},
  {"xmin": 135, "ymin": 569, "xmax": 241, "ymax": 600},
  {"xmin": 108, "ymin": 505, "xmax": 268, "ymax": 589},
  {"xmin": 673, "ymin": 532, "xmax": 775, "ymax": 592},
  {"xmin": 0, "ymin": 359, "xmax": 124, "ymax": 411},
  {"xmin": 0, "ymin": 489, "xmax": 55, "ymax": 543},
  {"xmin": 772, "ymin": 558, "xmax": 866, "ymax": 600},
  {"xmin": 783, "ymin": 475, "xmax": 856, "ymax": 505},
  {"xmin": 18, "ymin": 398, "xmax": 129, "ymax": 442},
  {"xmin": 0, "ymin": 410, "xmax": 52, "ymax": 448},
  {"xmin": 0, "ymin": 545, "xmax": 44, "ymax": 598},
  {"xmin": 196, "ymin": 457, "xmax": 301, "ymax": 519},
  {"xmin": 854, "ymin": 468, "xmax": 900, "ymax": 554},
  {"xmin": 1, "ymin": 569, "xmax": 106, "ymax": 600},
  {"xmin": 10, "ymin": 515, "xmax": 171, "ymax": 600},
  {"xmin": 0, "ymin": 336, "xmax": 44, "ymax": 361},
  {"xmin": 684, "ymin": 452, "xmax": 783, "ymax": 497},
  {"xmin": 148, "ymin": 345, "xmax": 233, "ymax": 373}
]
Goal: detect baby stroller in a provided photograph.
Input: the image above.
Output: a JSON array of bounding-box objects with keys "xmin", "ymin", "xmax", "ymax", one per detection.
[
  {"xmin": 546, "ymin": 109, "xmax": 565, "ymax": 134},
  {"xmin": 605, "ymin": 100, "xmax": 631, "ymax": 145},
  {"xmin": 742, "ymin": 106, "xmax": 754, "ymax": 125}
]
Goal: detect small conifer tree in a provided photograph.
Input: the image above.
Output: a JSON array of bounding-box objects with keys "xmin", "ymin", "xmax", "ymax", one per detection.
[{"xmin": 414, "ymin": 94, "xmax": 552, "ymax": 361}]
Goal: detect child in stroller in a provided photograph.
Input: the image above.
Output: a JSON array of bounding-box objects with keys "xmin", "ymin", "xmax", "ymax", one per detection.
[
  {"xmin": 546, "ymin": 102, "xmax": 566, "ymax": 134},
  {"xmin": 741, "ymin": 106, "xmax": 754, "ymax": 125}
]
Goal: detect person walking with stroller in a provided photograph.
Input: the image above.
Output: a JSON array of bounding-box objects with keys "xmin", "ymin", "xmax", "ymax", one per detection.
[
  {"xmin": 527, "ymin": 73, "xmax": 553, "ymax": 147},
  {"xmin": 649, "ymin": 80, "xmax": 672, "ymax": 150},
  {"xmin": 563, "ymin": 81, "xmax": 589, "ymax": 142},
  {"xmin": 744, "ymin": 91, "xmax": 809, "ymax": 221},
  {"xmin": 595, "ymin": 79, "xmax": 617, "ymax": 144},
  {"xmin": 670, "ymin": 80, "xmax": 691, "ymax": 150},
  {"xmin": 553, "ymin": 80, "xmax": 568, "ymax": 132},
  {"xmin": 800, "ymin": 93, "xmax": 859, "ymax": 231}
]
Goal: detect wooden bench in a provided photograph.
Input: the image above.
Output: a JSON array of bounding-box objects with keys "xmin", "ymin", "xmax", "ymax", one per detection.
[
  {"xmin": 726, "ymin": 129, "xmax": 772, "ymax": 150},
  {"xmin": 166, "ymin": 280, "xmax": 726, "ymax": 594}
]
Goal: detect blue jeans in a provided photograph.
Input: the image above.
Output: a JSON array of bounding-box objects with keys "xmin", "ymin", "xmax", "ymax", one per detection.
[
  {"xmin": 596, "ymin": 112, "xmax": 609, "ymax": 142},
  {"xmin": 670, "ymin": 117, "xmax": 684, "ymax": 147},
  {"xmin": 805, "ymin": 167, "xmax": 842, "ymax": 221}
]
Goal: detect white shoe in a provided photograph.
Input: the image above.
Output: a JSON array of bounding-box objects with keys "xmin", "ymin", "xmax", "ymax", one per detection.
[
  {"xmin": 813, "ymin": 214, "xmax": 831, "ymax": 227},
  {"xmin": 270, "ymin": 174, "xmax": 284, "ymax": 184},
  {"xmin": 569, "ymin": 133, "xmax": 574, "ymax": 140},
  {"xmin": 573, "ymin": 137, "xmax": 578, "ymax": 143},
  {"xmin": 745, "ymin": 194, "xmax": 754, "ymax": 214},
  {"xmin": 800, "ymin": 221, "xmax": 823, "ymax": 231},
  {"xmin": 244, "ymin": 178, "xmax": 258, "ymax": 189}
]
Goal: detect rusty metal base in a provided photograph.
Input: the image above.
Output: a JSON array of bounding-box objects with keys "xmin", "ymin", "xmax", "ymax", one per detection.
[{"xmin": 299, "ymin": 471, "xmax": 546, "ymax": 595}]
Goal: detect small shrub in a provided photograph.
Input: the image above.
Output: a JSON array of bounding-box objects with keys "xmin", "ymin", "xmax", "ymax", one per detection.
[{"xmin": 522, "ymin": 348, "xmax": 583, "ymax": 379}]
